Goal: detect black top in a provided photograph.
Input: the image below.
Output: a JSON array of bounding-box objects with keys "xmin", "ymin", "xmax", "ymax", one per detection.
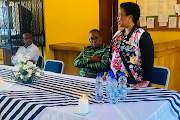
[{"xmin": 106, "ymin": 25, "xmax": 154, "ymax": 84}]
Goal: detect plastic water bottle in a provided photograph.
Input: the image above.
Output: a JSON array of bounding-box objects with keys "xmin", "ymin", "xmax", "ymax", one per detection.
[
  {"xmin": 106, "ymin": 70, "xmax": 112, "ymax": 80},
  {"xmin": 109, "ymin": 75, "xmax": 118, "ymax": 104},
  {"xmin": 106, "ymin": 70, "xmax": 112, "ymax": 101},
  {"xmin": 95, "ymin": 73, "xmax": 103, "ymax": 101},
  {"xmin": 118, "ymin": 72, "xmax": 127, "ymax": 100}
]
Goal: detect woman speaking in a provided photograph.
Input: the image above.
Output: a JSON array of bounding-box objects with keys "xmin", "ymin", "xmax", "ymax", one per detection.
[{"xmin": 103, "ymin": 2, "xmax": 154, "ymax": 89}]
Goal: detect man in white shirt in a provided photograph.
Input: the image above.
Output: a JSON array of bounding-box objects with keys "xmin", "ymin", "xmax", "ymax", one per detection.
[{"xmin": 11, "ymin": 33, "xmax": 39, "ymax": 66}]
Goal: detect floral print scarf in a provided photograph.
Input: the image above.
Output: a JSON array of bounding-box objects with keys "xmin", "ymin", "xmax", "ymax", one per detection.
[{"xmin": 110, "ymin": 27, "xmax": 145, "ymax": 83}]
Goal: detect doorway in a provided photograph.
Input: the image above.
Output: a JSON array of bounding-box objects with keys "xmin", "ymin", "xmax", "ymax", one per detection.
[{"xmin": 99, "ymin": 0, "xmax": 118, "ymax": 45}]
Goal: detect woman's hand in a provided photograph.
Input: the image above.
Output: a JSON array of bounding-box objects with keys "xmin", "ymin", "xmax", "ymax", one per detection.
[
  {"xmin": 102, "ymin": 72, "xmax": 108, "ymax": 81},
  {"xmin": 130, "ymin": 81, "xmax": 150, "ymax": 89}
]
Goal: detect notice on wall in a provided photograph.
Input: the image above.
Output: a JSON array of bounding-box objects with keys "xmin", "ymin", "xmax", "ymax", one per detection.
[
  {"xmin": 139, "ymin": 16, "xmax": 147, "ymax": 27},
  {"xmin": 147, "ymin": 18, "xmax": 154, "ymax": 28},
  {"xmin": 159, "ymin": 22, "xmax": 167, "ymax": 26},
  {"xmin": 169, "ymin": 17, "xmax": 177, "ymax": 28},
  {"xmin": 137, "ymin": 0, "xmax": 147, "ymax": 16},
  {"xmin": 167, "ymin": 0, "xmax": 177, "ymax": 15},
  {"xmin": 158, "ymin": 15, "xmax": 168, "ymax": 22},
  {"xmin": 157, "ymin": 0, "xmax": 167, "ymax": 15},
  {"xmin": 175, "ymin": 4, "xmax": 180, "ymax": 15},
  {"xmin": 137, "ymin": 0, "xmax": 177, "ymax": 16},
  {"xmin": 147, "ymin": 0, "xmax": 157, "ymax": 16}
]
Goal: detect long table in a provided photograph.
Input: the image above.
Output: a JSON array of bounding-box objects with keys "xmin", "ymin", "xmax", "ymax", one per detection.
[{"xmin": 0, "ymin": 65, "xmax": 179, "ymax": 120}]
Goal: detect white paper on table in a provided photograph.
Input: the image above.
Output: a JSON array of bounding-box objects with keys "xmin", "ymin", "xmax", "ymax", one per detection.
[
  {"xmin": 147, "ymin": 18, "xmax": 154, "ymax": 28},
  {"xmin": 157, "ymin": 0, "xmax": 167, "ymax": 15},
  {"xmin": 147, "ymin": 0, "xmax": 157, "ymax": 16},
  {"xmin": 159, "ymin": 22, "xmax": 167, "ymax": 26},
  {"xmin": 139, "ymin": 16, "xmax": 147, "ymax": 27},
  {"xmin": 158, "ymin": 15, "xmax": 168, "ymax": 22},
  {"xmin": 174, "ymin": 4, "xmax": 180, "ymax": 15},
  {"xmin": 178, "ymin": 17, "xmax": 180, "ymax": 28},
  {"xmin": 167, "ymin": 0, "xmax": 177, "ymax": 15},
  {"xmin": 169, "ymin": 17, "xmax": 177, "ymax": 28}
]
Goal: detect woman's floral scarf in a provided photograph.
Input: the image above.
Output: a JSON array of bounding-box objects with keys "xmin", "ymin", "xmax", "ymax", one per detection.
[{"xmin": 111, "ymin": 28, "xmax": 144, "ymax": 82}]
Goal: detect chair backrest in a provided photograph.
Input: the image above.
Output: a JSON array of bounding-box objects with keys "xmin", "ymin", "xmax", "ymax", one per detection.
[
  {"xmin": 151, "ymin": 66, "xmax": 170, "ymax": 89},
  {"xmin": 37, "ymin": 56, "xmax": 44, "ymax": 69},
  {"xmin": 44, "ymin": 60, "xmax": 64, "ymax": 74}
]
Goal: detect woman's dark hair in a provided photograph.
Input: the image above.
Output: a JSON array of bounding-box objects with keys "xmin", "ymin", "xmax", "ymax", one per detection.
[{"xmin": 120, "ymin": 2, "xmax": 140, "ymax": 24}]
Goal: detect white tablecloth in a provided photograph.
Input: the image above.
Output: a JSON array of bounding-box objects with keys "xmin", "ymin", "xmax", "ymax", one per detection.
[
  {"xmin": 39, "ymin": 101, "xmax": 178, "ymax": 120},
  {"xmin": 1, "ymin": 65, "xmax": 179, "ymax": 120}
]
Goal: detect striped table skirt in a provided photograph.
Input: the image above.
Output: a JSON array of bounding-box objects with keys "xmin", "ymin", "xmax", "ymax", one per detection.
[{"xmin": 0, "ymin": 66, "xmax": 179, "ymax": 120}]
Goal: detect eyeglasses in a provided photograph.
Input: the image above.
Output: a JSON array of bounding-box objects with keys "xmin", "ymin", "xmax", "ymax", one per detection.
[
  {"xmin": 89, "ymin": 37, "xmax": 100, "ymax": 41},
  {"xmin": 24, "ymin": 37, "xmax": 33, "ymax": 40}
]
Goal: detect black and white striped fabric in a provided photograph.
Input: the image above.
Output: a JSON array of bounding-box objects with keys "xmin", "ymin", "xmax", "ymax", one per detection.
[{"xmin": 0, "ymin": 67, "xmax": 180, "ymax": 120}]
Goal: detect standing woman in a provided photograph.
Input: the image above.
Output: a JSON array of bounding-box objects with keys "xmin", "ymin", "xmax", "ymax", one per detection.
[{"xmin": 103, "ymin": 2, "xmax": 154, "ymax": 88}]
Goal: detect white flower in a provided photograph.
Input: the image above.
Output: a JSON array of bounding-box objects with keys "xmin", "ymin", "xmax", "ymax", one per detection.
[
  {"xmin": 35, "ymin": 72, "xmax": 41, "ymax": 77},
  {"xmin": 32, "ymin": 64, "xmax": 36, "ymax": 67},
  {"xmin": 23, "ymin": 65, "xmax": 28, "ymax": 70},
  {"xmin": 27, "ymin": 61, "xmax": 33, "ymax": 66},
  {"xmin": 37, "ymin": 69, "xmax": 41, "ymax": 72},
  {"xmin": 18, "ymin": 59, "xmax": 21, "ymax": 63},
  {"xmin": 17, "ymin": 54, "xmax": 23, "ymax": 60},
  {"xmin": 27, "ymin": 69, "xmax": 32, "ymax": 75},
  {"xmin": 27, "ymin": 74, "xmax": 31, "ymax": 78},
  {"xmin": 20, "ymin": 75, "xmax": 24, "ymax": 79},
  {"xmin": 14, "ymin": 72, "xmax": 20, "ymax": 76},
  {"xmin": 13, "ymin": 66, "xmax": 20, "ymax": 71},
  {"xmin": 18, "ymin": 58, "xmax": 27, "ymax": 63},
  {"xmin": 21, "ymin": 58, "xmax": 27, "ymax": 63},
  {"xmin": 25, "ymin": 56, "xmax": 30, "ymax": 60}
]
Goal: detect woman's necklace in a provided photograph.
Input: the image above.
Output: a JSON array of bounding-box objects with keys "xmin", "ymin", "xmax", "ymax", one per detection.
[
  {"xmin": 122, "ymin": 33, "xmax": 127, "ymax": 40},
  {"xmin": 122, "ymin": 35, "xmax": 127, "ymax": 40}
]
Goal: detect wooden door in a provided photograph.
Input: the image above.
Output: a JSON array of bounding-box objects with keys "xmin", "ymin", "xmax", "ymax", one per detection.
[{"xmin": 99, "ymin": 0, "xmax": 118, "ymax": 45}]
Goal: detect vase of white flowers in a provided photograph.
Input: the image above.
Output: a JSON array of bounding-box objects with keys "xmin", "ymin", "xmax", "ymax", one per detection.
[{"xmin": 11, "ymin": 54, "xmax": 42, "ymax": 84}]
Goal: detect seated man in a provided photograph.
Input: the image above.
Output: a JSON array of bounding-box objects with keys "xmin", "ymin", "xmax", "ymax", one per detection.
[
  {"xmin": 74, "ymin": 29, "xmax": 109, "ymax": 78},
  {"xmin": 11, "ymin": 33, "xmax": 39, "ymax": 66}
]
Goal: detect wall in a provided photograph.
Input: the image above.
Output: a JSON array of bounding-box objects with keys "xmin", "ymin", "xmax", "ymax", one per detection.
[
  {"xmin": 0, "ymin": 49, "xmax": 2, "ymax": 59},
  {"xmin": 118, "ymin": 0, "xmax": 180, "ymax": 43},
  {"xmin": 43, "ymin": 0, "xmax": 99, "ymax": 61},
  {"xmin": 1, "ymin": 0, "xmax": 179, "ymax": 61}
]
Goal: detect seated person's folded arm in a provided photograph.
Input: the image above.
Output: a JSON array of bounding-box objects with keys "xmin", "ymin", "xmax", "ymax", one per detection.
[
  {"xmin": 25, "ymin": 47, "xmax": 39, "ymax": 63},
  {"xmin": 85, "ymin": 48, "xmax": 109, "ymax": 72},
  {"xmin": 74, "ymin": 47, "xmax": 91, "ymax": 68},
  {"xmin": 11, "ymin": 48, "xmax": 21, "ymax": 66},
  {"xmin": 90, "ymin": 55, "xmax": 101, "ymax": 63}
]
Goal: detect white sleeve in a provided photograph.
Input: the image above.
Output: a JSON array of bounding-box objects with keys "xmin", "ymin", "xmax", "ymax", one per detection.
[
  {"xmin": 25, "ymin": 47, "xmax": 39, "ymax": 62},
  {"xmin": 11, "ymin": 48, "xmax": 21, "ymax": 66}
]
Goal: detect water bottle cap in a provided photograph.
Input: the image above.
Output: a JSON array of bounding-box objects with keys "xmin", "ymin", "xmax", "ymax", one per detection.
[
  {"xmin": 108, "ymin": 70, "xmax": 112, "ymax": 74},
  {"xmin": 109, "ymin": 72, "xmax": 113, "ymax": 76},
  {"xmin": 120, "ymin": 72, "xmax": 125, "ymax": 76},
  {"xmin": 97, "ymin": 73, "xmax": 101, "ymax": 77},
  {"xmin": 111, "ymin": 75, "xmax": 115, "ymax": 79}
]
